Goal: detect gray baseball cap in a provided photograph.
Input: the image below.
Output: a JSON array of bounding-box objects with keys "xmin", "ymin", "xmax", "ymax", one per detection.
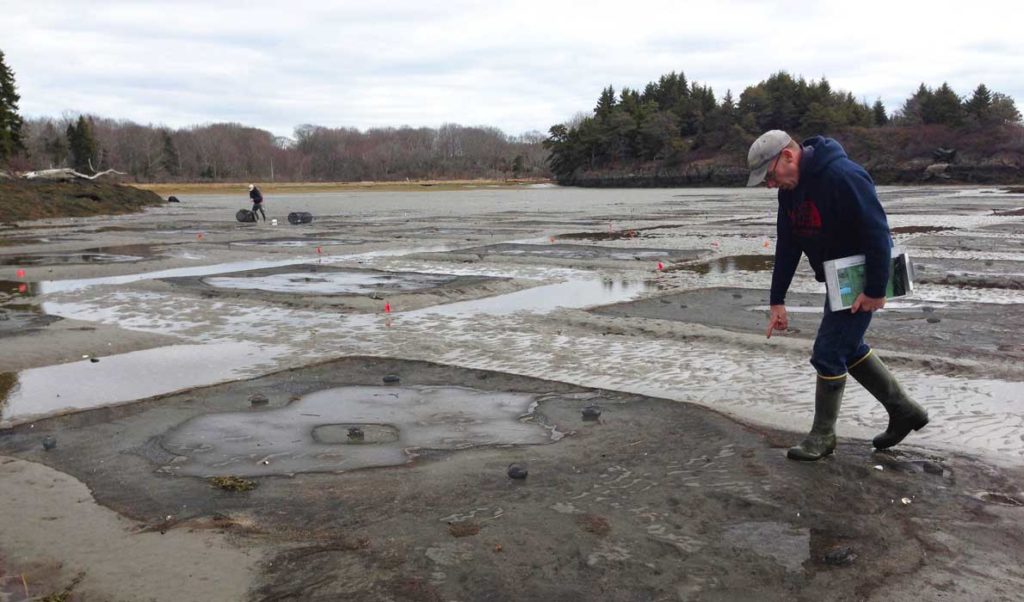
[{"xmin": 746, "ymin": 130, "xmax": 792, "ymax": 187}]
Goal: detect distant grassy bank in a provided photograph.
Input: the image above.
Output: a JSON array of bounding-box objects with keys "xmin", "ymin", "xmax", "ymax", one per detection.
[
  {"xmin": 137, "ymin": 178, "xmax": 553, "ymax": 195},
  {"xmin": 0, "ymin": 180, "xmax": 163, "ymax": 223}
]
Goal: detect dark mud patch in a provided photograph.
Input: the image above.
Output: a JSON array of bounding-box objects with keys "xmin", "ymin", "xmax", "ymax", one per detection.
[
  {"xmin": 892, "ymin": 225, "xmax": 958, "ymax": 234},
  {"xmin": 912, "ymin": 258, "xmax": 1024, "ymax": 290},
  {"xmin": 371, "ymin": 225, "xmax": 526, "ymax": 238},
  {"xmin": 979, "ymin": 221, "xmax": 1024, "ymax": 235},
  {"xmin": 906, "ymin": 234, "xmax": 1024, "ymax": 254},
  {"xmin": 0, "ymin": 236, "xmax": 46, "ymax": 247},
  {"xmin": 1, "ymin": 357, "xmax": 1022, "ymax": 600},
  {"xmin": 556, "ymin": 224, "xmax": 688, "ymax": 241}
]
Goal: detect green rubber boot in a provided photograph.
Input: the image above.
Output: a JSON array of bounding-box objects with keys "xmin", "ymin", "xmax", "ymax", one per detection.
[
  {"xmin": 788, "ymin": 376, "xmax": 846, "ymax": 461},
  {"xmin": 848, "ymin": 352, "xmax": 929, "ymax": 450}
]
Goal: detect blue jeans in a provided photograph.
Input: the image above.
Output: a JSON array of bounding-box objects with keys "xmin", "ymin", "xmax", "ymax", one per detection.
[{"xmin": 811, "ymin": 298, "xmax": 872, "ymax": 378}]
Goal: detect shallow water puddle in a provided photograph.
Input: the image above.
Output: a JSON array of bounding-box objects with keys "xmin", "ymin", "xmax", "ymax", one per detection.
[
  {"xmin": 0, "ymin": 244, "xmax": 167, "ymax": 266},
  {"xmin": 0, "ymin": 279, "xmax": 38, "ymax": 298},
  {"xmin": 407, "ymin": 277, "xmax": 655, "ymax": 317},
  {"xmin": 677, "ymin": 255, "xmax": 774, "ymax": 275},
  {"xmin": 0, "ymin": 342, "xmax": 287, "ymax": 425},
  {"xmin": 159, "ymin": 385, "xmax": 554, "ymax": 476},
  {"xmin": 37, "ymin": 258, "xmax": 313, "ymax": 294}
]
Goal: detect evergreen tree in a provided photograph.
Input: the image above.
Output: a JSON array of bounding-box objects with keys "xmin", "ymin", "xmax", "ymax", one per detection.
[
  {"xmin": 989, "ymin": 92, "xmax": 1022, "ymax": 124},
  {"xmin": 964, "ymin": 84, "xmax": 992, "ymax": 124},
  {"xmin": 0, "ymin": 49, "xmax": 25, "ymax": 162},
  {"xmin": 594, "ymin": 86, "xmax": 617, "ymax": 122},
  {"xmin": 66, "ymin": 115, "xmax": 98, "ymax": 172},
  {"xmin": 800, "ymin": 101, "xmax": 836, "ymax": 133},
  {"xmin": 160, "ymin": 129, "xmax": 180, "ymax": 176},
  {"xmin": 929, "ymin": 82, "xmax": 964, "ymax": 126},
  {"xmin": 895, "ymin": 84, "xmax": 932, "ymax": 125},
  {"xmin": 872, "ymin": 99, "xmax": 889, "ymax": 126}
]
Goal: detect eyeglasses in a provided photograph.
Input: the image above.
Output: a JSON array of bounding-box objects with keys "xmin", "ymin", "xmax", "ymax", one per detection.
[{"xmin": 764, "ymin": 153, "xmax": 783, "ymax": 186}]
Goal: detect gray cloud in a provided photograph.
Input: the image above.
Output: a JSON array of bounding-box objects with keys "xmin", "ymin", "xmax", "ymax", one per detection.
[{"xmin": 2, "ymin": 0, "xmax": 1021, "ymax": 137}]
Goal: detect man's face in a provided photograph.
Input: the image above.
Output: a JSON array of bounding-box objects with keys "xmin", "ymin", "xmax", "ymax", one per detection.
[{"xmin": 765, "ymin": 149, "xmax": 800, "ymax": 190}]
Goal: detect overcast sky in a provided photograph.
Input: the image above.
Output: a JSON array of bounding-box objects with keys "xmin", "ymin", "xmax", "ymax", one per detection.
[{"xmin": 3, "ymin": 0, "xmax": 1021, "ymax": 138}]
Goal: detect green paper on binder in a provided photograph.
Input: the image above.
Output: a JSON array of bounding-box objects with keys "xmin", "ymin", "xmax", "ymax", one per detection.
[{"xmin": 823, "ymin": 247, "xmax": 913, "ymax": 311}]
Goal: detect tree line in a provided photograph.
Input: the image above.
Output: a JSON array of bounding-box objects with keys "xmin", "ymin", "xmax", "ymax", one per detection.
[
  {"xmin": 12, "ymin": 116, "xmax": 549, "ymax": 182},
  {"xmin": 544, "ymin": 71, "xmax": 1022, "ymax": 180},
  {"xmin": 0, "ymin": 49, "xmax": 548, "ymax": 182}
]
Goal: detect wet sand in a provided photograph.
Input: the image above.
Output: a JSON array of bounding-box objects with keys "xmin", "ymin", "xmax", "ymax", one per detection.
[{"xmin": 1, "ymin": 186, "xmax": 1023, "ymax": 599}]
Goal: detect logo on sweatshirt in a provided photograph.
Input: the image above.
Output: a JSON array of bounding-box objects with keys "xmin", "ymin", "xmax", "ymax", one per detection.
[{"xmin": 788, "ymin": 198, "xmax": 822, "ymax": 237}]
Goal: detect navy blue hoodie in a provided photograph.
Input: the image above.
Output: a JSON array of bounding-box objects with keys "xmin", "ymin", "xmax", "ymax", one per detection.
[{"xmin": 769, "ymin": 136, "xmax": 892, "ymax": 306}]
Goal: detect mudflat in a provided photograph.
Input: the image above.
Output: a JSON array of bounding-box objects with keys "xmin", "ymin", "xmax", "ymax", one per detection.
[{"xmin": 1, "ymin": 185, "xmax": 1022, "ymax": 600}]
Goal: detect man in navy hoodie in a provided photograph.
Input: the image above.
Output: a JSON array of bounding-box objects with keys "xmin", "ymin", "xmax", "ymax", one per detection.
[{"xmin": 747, "ymin": 130, "xmax": 929, "ymax": 461}]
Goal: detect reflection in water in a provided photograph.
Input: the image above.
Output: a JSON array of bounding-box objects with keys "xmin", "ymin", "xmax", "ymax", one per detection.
[
  {"xmin": 0, "ymin": 244, "xmax": 165, "ymax": 266},
  {"xmin": 408, "ymin": 278, "xmax": 653, "ymax": 317},
  {"xmin": 681, "ymin": 255, "xmax": 774, "ymax": 275},
  {"xmin": 0, "ymin": 280, "xmax": 38, "ymax": 298},
  {"xmin": 0, "ymin": 372, "xmax": 18, "ymax": 418},
  {"xmin": 0, "ymin": 342, "xmax": 287, "ymax": 425}
]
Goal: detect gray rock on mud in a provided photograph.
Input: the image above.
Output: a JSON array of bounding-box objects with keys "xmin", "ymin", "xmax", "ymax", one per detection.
[{"xmin": 507, "ymin": 463, "xmax": 528, "ymax": 479}]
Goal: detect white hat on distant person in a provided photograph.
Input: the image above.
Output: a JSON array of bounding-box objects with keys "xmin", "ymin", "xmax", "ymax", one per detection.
[
  {"xmin": 746, "ymin": 130, "xmax": 792, "ymax": 187},
  {"xmin": 248, "ymin": 184, "xmax": 255, "ymax": 191}
]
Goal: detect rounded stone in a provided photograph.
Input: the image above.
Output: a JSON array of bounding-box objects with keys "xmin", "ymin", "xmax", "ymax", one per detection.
[
  {"xmin": 823, "ymin": 546, "xmax": 856, "ymax": 566},
  {"xmin": 581, "ymin": 405, "xmax": 602, "ymax": 421},
  {"xmin": 507, "ymin": 463, "xmax": 528, "ymax": 479},
  {"xmin": 249, "ymin": 393, "xmax": 269, "ymax": 406},
  {"xmin": 926, "ymin": 317, "xmax": 941, "ymax": 324},
  {"xmin": 382, "ymin": 374, "xmax": 401, "ymax": 384},
  {"xmin": 42, "ymin": 435, "xmax": 57, "ymax": 451}
]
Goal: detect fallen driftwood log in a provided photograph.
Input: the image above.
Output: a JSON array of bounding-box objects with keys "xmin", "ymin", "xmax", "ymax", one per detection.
[{"xmin": 21, "ymin": 168, "xmax": 127, "ymax": 181}]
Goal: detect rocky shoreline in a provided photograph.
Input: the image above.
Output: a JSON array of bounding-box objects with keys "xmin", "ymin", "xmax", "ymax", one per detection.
[{"xmin": 559, "ymin": 163, "xmax": 1024, "ymax": 188}]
